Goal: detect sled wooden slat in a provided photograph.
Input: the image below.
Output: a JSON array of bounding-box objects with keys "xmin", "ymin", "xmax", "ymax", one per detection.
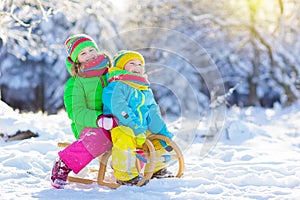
[
  {"xmin": 136, "ymin": 139, "xmax": 155, "ymax": 186},
  {"xmin": 96, "ymin": 150, "xmax": 120, "ymax": 189},
  {"xmin": 57, "ymin": 142, "xmax": 71, "ymax": 148},
  {"xmin": 67, "ymin": 176, "xmax": 95, "ymax": 185}
]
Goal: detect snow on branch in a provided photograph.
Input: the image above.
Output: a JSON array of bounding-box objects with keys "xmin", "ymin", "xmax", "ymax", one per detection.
[
  {"xmin": 210, "ymin": 82, "xmax": 241, "ymax": 109},
  {"xmin": 0, "ymin": 0, "xmax": 53, "ymax": 57}
]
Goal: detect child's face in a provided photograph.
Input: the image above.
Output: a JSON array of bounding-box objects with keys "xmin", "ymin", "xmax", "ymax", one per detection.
[
  {"xmin": 124, "ymin": 59, "xmax": 144, "ymax": 75},
  {"xmin": 77, "ymin": 47, "xmax": 98, "ymax": 64}
]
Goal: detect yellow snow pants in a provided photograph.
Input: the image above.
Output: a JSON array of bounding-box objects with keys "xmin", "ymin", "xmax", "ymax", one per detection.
[{"xmin": 111, "ymin": 126, "xmax": 169, "ymax": 181}]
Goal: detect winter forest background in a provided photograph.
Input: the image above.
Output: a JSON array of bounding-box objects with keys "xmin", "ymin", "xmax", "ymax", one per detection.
[{"xmin": 1, "ymin": 0, "xmax": 300, "ymax": 115}]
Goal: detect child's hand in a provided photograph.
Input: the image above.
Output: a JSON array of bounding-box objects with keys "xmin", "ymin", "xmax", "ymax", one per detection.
[
  {"xmin": 97, "ymin": 115, "xmax": 118, "ymax": 130},
  {"xmin": 136, "ymin": 133, "xmax": 146, "ymax": 146}
]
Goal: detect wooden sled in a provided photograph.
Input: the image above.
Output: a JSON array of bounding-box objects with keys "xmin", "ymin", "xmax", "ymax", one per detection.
[{"xmin": 57, "ymin": 134, "xmax": 184, "ymax": 189}]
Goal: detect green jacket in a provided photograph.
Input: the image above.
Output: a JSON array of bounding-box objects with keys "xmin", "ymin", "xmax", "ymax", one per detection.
[{"xmin": 64, "ymin": 75, "xmax": 107, "ymax": 139}]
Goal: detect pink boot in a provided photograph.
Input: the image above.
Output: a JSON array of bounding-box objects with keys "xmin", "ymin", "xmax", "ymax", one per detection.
[{"xmin": 51, "ymin": 158, "xmax": 72, "ymax": 189}]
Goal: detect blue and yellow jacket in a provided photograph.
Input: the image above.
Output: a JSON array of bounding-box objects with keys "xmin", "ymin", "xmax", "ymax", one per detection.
[{"xmin": 102, "ymin": 69, "xmax": 172, "ymax": 138}]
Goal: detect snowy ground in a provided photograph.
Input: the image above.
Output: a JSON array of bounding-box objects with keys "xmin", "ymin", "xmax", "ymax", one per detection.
[{"xmin": 0, "ymin": 100, "xmax": 300, "ymax": 200}]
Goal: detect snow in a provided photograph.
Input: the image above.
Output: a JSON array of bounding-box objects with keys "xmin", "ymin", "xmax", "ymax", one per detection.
[{"xmin": 1, "ymin": 100, "xmax": 300, "ymax": 200}]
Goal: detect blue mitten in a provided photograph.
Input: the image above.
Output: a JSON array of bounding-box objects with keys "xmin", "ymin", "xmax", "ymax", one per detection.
[{"xmin": 157, "ymin": 125, "xmax": 174, "ymax": 151}]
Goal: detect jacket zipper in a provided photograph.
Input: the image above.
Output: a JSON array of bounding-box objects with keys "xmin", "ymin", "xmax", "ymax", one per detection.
[{"xmin": 135, "ymin": 90, "xmax": 145, "ymax": 123}]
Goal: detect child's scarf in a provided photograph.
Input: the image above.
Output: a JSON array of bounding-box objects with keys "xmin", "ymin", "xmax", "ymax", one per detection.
[
  {"xmin": 108, "ymin": 68, "xmax": 150, "ymax": 90},
  {"xmin": 80, "ymin": 54, "xmax": 109, "ymax": 77}
]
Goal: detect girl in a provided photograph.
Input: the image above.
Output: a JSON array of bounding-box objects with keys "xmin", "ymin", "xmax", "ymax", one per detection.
[
  {"xmin": 102, "ymin": 50, "xmax": 173, "ymax": 185},
  {"xmin": 51, "ymin": 34, "xmax": 117, "ymax": 189}
]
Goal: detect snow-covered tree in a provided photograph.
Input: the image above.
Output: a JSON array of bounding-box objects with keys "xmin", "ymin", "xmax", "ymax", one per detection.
[
  {"xmin": 122, "ymin": 0, "xmax": 300, "ymax": 107},
  {"xmin": 191, "ymin": 0, "xmax": 300, "ymax": 106},
  {"xmin": 0, "ymin": 0, "xmax": 118, "ymax": 113},
  {"xmin": 1, "ymin": 0, "xmax": 300, "ymax": 114}
]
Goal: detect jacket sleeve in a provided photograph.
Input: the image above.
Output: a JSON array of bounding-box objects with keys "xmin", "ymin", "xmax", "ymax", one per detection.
[
  {"xmin": 102, "ymin": 82, "xmax": 147, "ymax": 135},
  {"xmin": 64, "ymin": 77, "xmax": 102, "ymax": 128},
  {"xmin": 147, "ymin": 90, "xmax": 173, "ymax": 139}
]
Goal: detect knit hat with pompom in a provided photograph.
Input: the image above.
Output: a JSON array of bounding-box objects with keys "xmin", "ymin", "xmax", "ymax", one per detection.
[
  {"xmin": 65, "ymin": 34, "xmax": 99, "ymax": 74},
  {"xmin": 113, "ymin": 50, "xmax": 145, "ymax": 70}
]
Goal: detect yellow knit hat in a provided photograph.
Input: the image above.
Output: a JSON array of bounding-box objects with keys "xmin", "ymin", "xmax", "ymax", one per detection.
[{"xmin": 113, "ymin": 50, "xmax": 145, "ymax": 69}]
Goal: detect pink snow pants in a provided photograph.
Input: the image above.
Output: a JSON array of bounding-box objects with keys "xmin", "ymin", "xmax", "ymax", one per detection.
[{"xmin": 58, "ymin": 128, "xmax": 112, "ymax": 174}]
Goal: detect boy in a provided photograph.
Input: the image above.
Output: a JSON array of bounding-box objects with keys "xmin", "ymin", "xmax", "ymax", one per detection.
[{"xmin": 102, "ymin": 50, "xmax": 173, "ymax": 185}]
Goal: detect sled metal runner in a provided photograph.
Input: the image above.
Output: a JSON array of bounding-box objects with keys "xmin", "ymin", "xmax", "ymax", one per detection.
[{"xmin": 57, "ymin": 134, "xmax": 184, "ymax": 189}]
